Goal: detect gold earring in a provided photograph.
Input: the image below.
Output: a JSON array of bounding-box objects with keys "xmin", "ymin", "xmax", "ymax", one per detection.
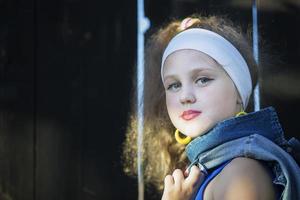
[
  {"xmin": 236, "ymin": 107, "xmax": 247, "ymax": 117},
  {"xmin": 175, "ymin": 129, "xmax": 191, "ymax": 145}
]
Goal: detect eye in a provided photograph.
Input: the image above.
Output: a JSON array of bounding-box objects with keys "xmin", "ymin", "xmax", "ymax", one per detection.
[
  {"xmin": 167, "ymin": 82, "xmax": 181, "ymax": 92},
  {"xmin": 195, "ymin": 77, "xmax": 213, "ymax": 86}
]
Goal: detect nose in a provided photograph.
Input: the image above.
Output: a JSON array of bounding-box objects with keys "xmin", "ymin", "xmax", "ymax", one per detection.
[{"xmin": 180, "ymin": 89, "xmax": 196, "ymax": 105}]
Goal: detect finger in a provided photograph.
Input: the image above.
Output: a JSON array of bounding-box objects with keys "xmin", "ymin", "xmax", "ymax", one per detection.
[
  {"xmin": 164, "ymin": 175, "xmax": 174, "ymax": 188},
  {"xmin": 184, "ymin": 168, "xmax": 189, "ymax": 177},
  {"xmin": 172, "ymin": 169, "xmax": 185, "ymax": 185},
  {"xmin": 185, "ymin": 165, "xmax": 203, "ymax": 186},
  {"xmin": 183, "ymin": 165, "xmax": 190, "ymax": 177}
]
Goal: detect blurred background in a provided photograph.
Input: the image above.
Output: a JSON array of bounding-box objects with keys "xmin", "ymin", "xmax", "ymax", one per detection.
[{"xmin": 0, "ymin": 0, "xmax": 299, "ymax": 199}]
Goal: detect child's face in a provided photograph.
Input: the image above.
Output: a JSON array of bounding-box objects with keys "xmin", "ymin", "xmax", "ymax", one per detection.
[{"xmin": 162, "ymin": 49, "xmax": 241, "ymax": 138}]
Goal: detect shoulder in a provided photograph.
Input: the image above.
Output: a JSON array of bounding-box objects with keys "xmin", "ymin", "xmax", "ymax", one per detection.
[{"xmin": 211, "ymin": 157, "xmax": 276, "ymax": 200}]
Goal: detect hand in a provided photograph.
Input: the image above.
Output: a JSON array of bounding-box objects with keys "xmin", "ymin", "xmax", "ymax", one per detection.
[{"xmin": 161, "ymin": 166, "xmax": 205, "ymax": 200}]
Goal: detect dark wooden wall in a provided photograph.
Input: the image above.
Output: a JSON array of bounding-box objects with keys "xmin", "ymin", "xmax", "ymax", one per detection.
[
  {"xmin": 0, "ymin": 0, "xmax": 136, "ymax": 199},
  {"xmin": 0, "ymin": 0, "xmax": 299, "ymax": 200}
]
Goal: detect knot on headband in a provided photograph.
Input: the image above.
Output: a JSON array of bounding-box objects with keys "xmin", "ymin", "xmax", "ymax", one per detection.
[{"xmin": 179, "ymin": 17, "xmax": 200, "ymax": 31}]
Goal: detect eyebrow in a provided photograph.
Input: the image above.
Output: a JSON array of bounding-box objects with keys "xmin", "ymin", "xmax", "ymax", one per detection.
[
  {"xmin": 163, "ymin": 67, "xmax": 214, "ymax": 81},
  {"xmin": 190, "ymin": 68, "xmax": 213, "ymax": 74}
]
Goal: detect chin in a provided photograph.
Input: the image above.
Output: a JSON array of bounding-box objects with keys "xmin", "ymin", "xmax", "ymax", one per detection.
[
  {"xmin": 196, "ymin": 124, "xmax": 216, "ymax": 137},
  {"xmin": 183, "ymin": 126, "xmax": 208, "ymax": 138},
  {"xmin": 177, "ymin": 120, "xmax": 215, "ymax": 138}
]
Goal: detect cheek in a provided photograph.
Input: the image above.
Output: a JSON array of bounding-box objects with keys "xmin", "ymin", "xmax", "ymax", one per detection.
[
  {"xmin": 202, "ymin": 81, "xmax": 238, "ymax": 111},
  {"xmin": 222, "ymin": 82, "xmax": 239, "ymax": 102},
  {"xmin": 215, "ymin": 84, "xmax": 239, "ymax": 115},
  {"xmin": 165, "ymin": 94, "xmax": 177, "ymax": 114}
]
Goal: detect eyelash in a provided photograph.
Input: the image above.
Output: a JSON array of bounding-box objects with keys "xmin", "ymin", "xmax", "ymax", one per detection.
[
  {"xmin": 196, "ymin": 77, "xmax": 213, "ymax": 85},
  {"xmin": 166, "ymin": 77, "xmax": 213, "ymax": 91},
  {"xmin": 167, "ymin": 82, "xmax": 181, "ymax": 91}
]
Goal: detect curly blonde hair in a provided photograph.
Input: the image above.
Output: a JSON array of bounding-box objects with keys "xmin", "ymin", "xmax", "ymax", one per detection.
[{"xmin": 122, "ymin": 14, "xmax": 258, "ymax": 192}]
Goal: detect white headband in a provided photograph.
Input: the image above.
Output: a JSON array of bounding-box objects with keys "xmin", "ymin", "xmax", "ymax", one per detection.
[{"xmin": 161, "ymin": 28, "xmax": 252, "ymax": 109}]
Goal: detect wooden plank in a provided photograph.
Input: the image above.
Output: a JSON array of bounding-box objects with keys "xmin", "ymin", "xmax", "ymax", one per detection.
[
  {"xmin": 0, "ymin": 0, "xmax": 35, "ymax": 199},
  {"xmin": 35, "ymin": 1, "xmax": 83, "ymax": 199}
]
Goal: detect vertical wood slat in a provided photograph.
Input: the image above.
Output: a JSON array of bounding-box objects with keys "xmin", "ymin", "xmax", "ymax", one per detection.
[
  {"xmin": 0, "ymin": 0, "xmax": 35, "ymax": 199},
  {"xmin": 35, "ymin": 0, "xmax": 82, "ymax": 199}
]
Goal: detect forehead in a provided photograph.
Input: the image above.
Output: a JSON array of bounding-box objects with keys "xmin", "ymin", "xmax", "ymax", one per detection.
[{"xmin": 162, "ymin": 49, "xmax": 222, "ymax": 77}]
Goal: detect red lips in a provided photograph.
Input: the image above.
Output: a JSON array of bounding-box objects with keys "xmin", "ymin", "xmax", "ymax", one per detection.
[{"xmin": 181, "ymin": 110, "xmax": 201, "ymax": 121}]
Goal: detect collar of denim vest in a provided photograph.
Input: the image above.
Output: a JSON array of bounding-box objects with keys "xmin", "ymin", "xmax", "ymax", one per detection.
[{"xmin": 185, "ymin": 106, "xmax": 286, "ymax": 162}]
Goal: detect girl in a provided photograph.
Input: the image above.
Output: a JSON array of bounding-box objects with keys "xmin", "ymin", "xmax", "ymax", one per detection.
[{"xmin": 122, "ymin": 15, "xmax": 300, "ymax": 200}]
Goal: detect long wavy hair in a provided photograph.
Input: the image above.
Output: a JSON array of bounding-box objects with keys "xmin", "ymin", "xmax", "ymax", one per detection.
[{"xmin": 122, "ymin": 14, "xmax": 258, "ymax": 192}]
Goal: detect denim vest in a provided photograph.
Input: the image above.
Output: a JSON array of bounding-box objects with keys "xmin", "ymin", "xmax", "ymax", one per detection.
[{"xmin": 186, "ymin": 107, "xmax": 300, "ymax": 200}]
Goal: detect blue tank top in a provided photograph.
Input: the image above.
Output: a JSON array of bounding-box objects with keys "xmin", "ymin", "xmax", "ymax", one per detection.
[
  {"xmin": 194, "ymin": 161, "xmax": 231, "ymax": 200},
  {"xmin": 194, "ymin": 160, "xmax": 282, "ymax": 200}
]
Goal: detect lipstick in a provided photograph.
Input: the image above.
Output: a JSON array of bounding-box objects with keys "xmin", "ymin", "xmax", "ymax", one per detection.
[{"xmin": 181, "ymin": 110, "xmax": 201, "ymax": 121}]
